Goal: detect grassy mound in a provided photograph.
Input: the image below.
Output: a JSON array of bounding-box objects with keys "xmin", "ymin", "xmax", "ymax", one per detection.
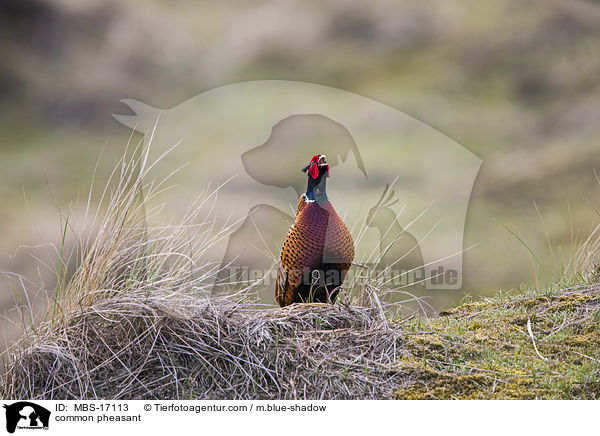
[{"xmin": 3, "ymin": 279, "xmax": 598, "ymax": 400}]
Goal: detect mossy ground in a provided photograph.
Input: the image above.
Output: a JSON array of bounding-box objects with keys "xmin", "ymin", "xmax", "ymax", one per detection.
[{"xmin": 393, "ymin": 281, "xmax": 600, "ymax": 399}]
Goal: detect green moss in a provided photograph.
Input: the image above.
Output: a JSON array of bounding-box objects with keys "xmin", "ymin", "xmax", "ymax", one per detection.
[
  {"xmin": 439, "ymin": 301, "xmax": 488, "ymax": 317},
  {"xmin": 393, "ymin": 283, "xmax": 600, "ymax": 399}
]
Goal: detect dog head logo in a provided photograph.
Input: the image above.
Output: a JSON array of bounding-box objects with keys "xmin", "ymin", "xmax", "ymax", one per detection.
[
  {"xmin": 3, "ymin": 402, "xmax": 50, "ymax": 433},
  {"xmin": 114, "ymin": 81, "xmax": 481, "ymax": 301}
]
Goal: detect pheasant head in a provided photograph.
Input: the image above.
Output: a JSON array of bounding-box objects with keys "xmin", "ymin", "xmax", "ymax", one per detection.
[{"xmin": 301, "ymin": 154, "xmax": 330, "ymax": 202}]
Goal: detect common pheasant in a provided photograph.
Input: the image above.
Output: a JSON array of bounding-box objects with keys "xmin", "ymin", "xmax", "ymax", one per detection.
[{"xmin": 275, "ymin": 154, "xmax": 355, "ymax": 306}]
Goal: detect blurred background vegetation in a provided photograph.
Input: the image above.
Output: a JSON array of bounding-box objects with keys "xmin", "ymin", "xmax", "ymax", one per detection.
[{"xmin": 1, "ymin": 0, "xmax": 600, "ymax": 348}]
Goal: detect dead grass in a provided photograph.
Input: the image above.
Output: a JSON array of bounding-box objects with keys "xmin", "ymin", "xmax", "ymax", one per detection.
[{"xmin": 3, "ymin": 289, "xmax": 408, "ymax": 399}]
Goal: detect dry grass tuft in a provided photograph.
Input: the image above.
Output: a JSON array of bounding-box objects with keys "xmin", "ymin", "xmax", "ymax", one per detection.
[{"xmin": 3, "ymin": 292, "xmax": 406, "ymax": 399}]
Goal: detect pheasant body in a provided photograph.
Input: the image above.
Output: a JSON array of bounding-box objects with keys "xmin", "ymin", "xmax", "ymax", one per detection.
[{"xmin": 275, "ymin": 155, "xmax": 354, "ymax": 306}]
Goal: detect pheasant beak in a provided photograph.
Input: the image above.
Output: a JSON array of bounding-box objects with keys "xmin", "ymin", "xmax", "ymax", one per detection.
[{"xmin": 318, "ymin": 155, "xmax": 330, "ymax": 178}]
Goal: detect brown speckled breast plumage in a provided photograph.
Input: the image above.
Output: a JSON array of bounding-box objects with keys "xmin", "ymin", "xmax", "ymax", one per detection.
[{"xmin": 275, "ymin": 196, "xmax": 354, "ymax": 306}]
